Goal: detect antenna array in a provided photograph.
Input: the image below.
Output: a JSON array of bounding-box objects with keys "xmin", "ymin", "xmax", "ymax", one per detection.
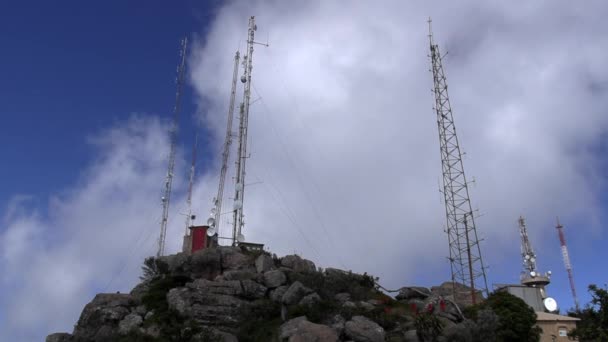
[
  {"xmin": 232, "ymin": 16, "xmax": 258, "ymax": 246},
  {"xmin": 518, "ymin": 216, "xmax": 538, "ymax": 274},
  {"xmin": 157, "ymin": 37, "xmax": 188, "ymax": 257},
  {"xmin": 556, "ymin": 218, "xmax": 579, "ymax": 310},
  {"xmin": 208, "ymin": 51, "xmax": 241, "ymax": 238},
  {"xmin": 428, "ymin": 19, "xmax": 488, "ymax": 304}
]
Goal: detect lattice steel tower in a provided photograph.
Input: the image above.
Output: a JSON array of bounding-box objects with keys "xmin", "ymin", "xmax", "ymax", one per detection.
[
  {"xmin": 157, "ymin": 37, "xmax": 188, "ymax": 257},
  {"xmin": 428, "ymin": 20, "xmax": 488, "ymax": 303},
  {"xmin": 232, "ymin": 16, "xmax": 258, "ymax": 246}
]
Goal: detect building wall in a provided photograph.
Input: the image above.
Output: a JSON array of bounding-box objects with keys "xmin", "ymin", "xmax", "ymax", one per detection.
[{"xmin": 538, "ymin": 321, "xmax": 578, "ymax": 342}]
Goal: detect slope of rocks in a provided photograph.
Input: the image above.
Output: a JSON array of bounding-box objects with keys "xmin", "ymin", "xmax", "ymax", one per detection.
[{"xmin": 47, "ymin": 246, "xmax": 473, "ymax": 342}]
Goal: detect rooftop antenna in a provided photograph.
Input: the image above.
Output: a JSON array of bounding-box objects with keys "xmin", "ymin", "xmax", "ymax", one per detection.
[
  {"xmin": 157, "ymin": 37, "xmax": 188, "ymax": 257},
  {"xmin": 428, "ymin": 18, "xmax": 489, "ymax": 304},
  {"xmin": 518, "ymin": 216, "xmax": 552, "ymax": 294},
  {"xmin": 185, "ymin": 133, "xmax": 198, "ymax": 233},
  {"xmin": 556, "ymin": 217, "xmax": 580, "ymax": 310},
  {"xmin": 207, "ymin": 51, "xmax": 241, "ymax": 239},
  {"xmin": 232, "ymin": 16, "xmax": 265, "ymax": 246}
]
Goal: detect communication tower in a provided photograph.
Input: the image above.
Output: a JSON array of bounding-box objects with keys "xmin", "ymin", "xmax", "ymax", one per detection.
[
  {"xmin": 206, "ymin": 51, "xmax": 241, "ymax": 240},
  {"xmin": 556, "ymin": 218, "xmax": 580, "ymax": 310},
  {"xmin": 428, "ymin": 19, "xmax": 488, "ymax": 304},
  {"xmin": 518, "ymin": 216, "xmax": 551, "ymax": 289},
  {"xmin": 158, "ymin": 37, "xmax": 188, "ymax": 257},
  {"xmin": 232, "ymin": 16, "xmax": 258, "ymax": 246}
]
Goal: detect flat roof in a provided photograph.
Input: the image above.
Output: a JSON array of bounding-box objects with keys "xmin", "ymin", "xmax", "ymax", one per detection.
[{"xmin": 536, "ymin": 311, "xmax": 580, "ymax": 322}]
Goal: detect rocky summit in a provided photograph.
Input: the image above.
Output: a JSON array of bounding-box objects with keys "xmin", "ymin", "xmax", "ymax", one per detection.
[{"xmin": 47, "ymin": 246, "xmax": 476, "ymax": 342}]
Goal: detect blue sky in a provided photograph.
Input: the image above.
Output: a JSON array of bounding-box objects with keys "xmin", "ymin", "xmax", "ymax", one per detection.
[
  {"xmin": 0, "ymin": 1, "xmax": 219, "ymax": 208},
  {"xmin": 1, "ymin": 1, "xmax": 607, "ymax": 341}
]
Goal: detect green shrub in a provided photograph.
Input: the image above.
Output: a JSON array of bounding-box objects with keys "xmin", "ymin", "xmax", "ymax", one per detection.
[
  {"xmin": 415, "ymin": 312, "xmax": 443, "ymax": 342},
  {"xmin": 237, "ymin": 299, "xmax": 282, "ymax": 342}
]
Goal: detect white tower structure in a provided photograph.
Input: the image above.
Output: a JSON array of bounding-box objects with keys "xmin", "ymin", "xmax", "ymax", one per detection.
[
  {"xmin": 231, "ymin": 16, "xmax": 258, "ymax": 246},
  {"xmin": 207, "ymin": 51, "xmax": 240, "ymax": 240},
  {"xmin": 158, "ymin": 37, "xmax": 188, "ymax": 257}
]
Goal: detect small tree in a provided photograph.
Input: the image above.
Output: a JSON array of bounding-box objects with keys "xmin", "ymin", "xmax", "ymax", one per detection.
[
  {"xmin": 140, "ymin": 256, "xmax": 160, "ymax": 281},
  {"xmin": 568, "ymin": 284, "xmax": 608, "ymax": 341}
]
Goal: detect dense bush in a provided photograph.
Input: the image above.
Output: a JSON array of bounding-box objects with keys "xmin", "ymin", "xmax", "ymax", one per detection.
[{"xmin": 568, "ymin": 284, "xmax": 608, "ymax": 341}]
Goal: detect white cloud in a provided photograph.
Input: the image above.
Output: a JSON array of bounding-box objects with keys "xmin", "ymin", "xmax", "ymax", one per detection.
[
  {"xmin": 191, "ymin": 0, "xmax": 608, "ymax": 299},
  {"xmin": 2, "ymin": 1, "xmax": 608, "ymax": 340}
]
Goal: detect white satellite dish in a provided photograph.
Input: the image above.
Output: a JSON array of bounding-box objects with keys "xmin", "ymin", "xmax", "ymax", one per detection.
[
  {"xmin": 525, "ymin": 255, "xmax": 530, "ymax": 260},
  {"xmin": 207, "ymin": 217, "xmax": 215, "ymax": 226},
  {"xmin": 543, "ymin": 297, "xmax": 558, "ymax": 312},
  {"xmin": 241, "ymin": 75, "xmax": 247, "ymax": 83},
  {"xmin": 237, "ymin": 234, "xmax": 245, "ymax": 243},
  {"xmin": 206, "ymin": 226, "xmax": 216, "ymax": 236},
  {"xmin": 530, "ymin": 257, "xmax": 536, "ymax": 263},
  {"xmin": 530, "ymin": 271, "xmax": 537, "ymax": 277}
]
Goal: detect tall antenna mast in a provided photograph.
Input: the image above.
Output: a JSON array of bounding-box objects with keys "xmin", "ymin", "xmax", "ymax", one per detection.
[
  {"xmin": 232, "ymin": 16, "xmax": 258, "ymax": 246},
  {"xmin": 207, "ymin": 51, "xmax": 241, "ymax": 240},
  {"xmin": 185, "ymin": 133, "xmax": 198, "ymax": 233},
  {"xmin": 157, "ymin": 37, "xmax": 188, "ymax": 257},
  {"xmin": 556, "ymin": 218, "xmax": 579, "ymax": 310},
  {"xmin": 428, "ymin": 19, "xmax": 489, "ymax": 304},
  {"xmin": 519, "ymin": 216, "xmax": 537, "ymax": 275}
]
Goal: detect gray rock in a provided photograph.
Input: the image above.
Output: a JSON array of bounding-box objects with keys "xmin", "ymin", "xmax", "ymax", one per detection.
[
  {"xmin": 270, "ymin": 286, "xmax": 289, "ymax": 302},
  {"xmin": 282, "ymin": 281, "xmax": 314, "ymax": 305},
  {"xmin": 144, "ymin": 311, "xmax": 154, "ymax": 320},
  {"xmin": 299, "ymin": 292, "xmax": 321, "ymax": 306},
  {"xmin": 403, "ymin": 329, "xmax": 420, "ymax": 342},
  {"xmin": 281, "ymin": 255, "xmax": 316, "ymax": 273},
  {"xmin": 132, "ymin": 305, "xmax": 146, "ymax": 315},
  {"xmin": 358, "ymin": 301, "xmax": 375, "ymax": 311},
  {"xmin": 46, "ymin": 333, "xmax": 73, "ymax": 342},
  {"xmin": 344, "ymin": 316, "xmax": 386, "ymax": 342},
  {"xmin": 255, "ymin": 254, "xmax": 275, "ymax": 273},
  {"xmin": 343, "ymin": 301, "xmax": 357, "ymax": 309},
  {"xmin": 190, "ymin": 247, "xmax": 222, "ymax": 280},
  {"xmin": 118, "ymin": 313, "xmax": 143, "ymax": 335},
  {"xmin": 240, "ymin": 279, "xmax": 267, "ymax": 299},
  {"xmin": 220, "ymin": 247, "xmax": 253, "ymax": 270},
  {"xmin": 396, "ymin": 287, "xmax": 432, "ymax": 301},
  {"xmin": 335, "ymin": 293, "xmax": 351, "ymax": 303},
  {"xmin": 223, "ymin": 268, "xmax": 257, "ymax": 281},
  {"xmin": 143, "ymin": 325, "xmax": 161, "ymax": 338},
  {"xmin": 263, "ymin": 269, "xmax": 287, "ymax": 288},
  {"xmin": 167, "ymin": 286, "xmax": 247, "ymax": 327},
  {"xmin": 329, "ymin": 314, "xmax": 346, "ymax": 336},
  {"xmin": 159, "ymin": 252, "xmax": 189, "ymax": 274},
  {"xmin": 73, "ymin": 293, "xmax": 136, "ymax": 341},
  {"xmin": 189, "ymin": 279, "xmax": 243, "ymax": 296},
  {"xmin": 280, "ymin": 316, "xmax": 339, "ymax": 342}
]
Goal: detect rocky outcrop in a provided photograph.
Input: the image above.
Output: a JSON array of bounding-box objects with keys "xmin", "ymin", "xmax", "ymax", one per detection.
[{"xmin": 47, "ymin": 247, "xmax": 477, "ymax": 342}]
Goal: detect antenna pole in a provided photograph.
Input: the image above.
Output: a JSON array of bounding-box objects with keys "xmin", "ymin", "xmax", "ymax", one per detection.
[
  {"xmin": 232, "ymin": 16, "xmax": 258, "ymax": 246},
  {"xmin": 209, "ymin": 51, "xmax": 241, "ymax": 241},
  {"xmin": 518, "ymin": 216, "xmax": 538, "ymax": 274},
  {"xmin": 428, "ymin": 19, "xmax": 489, "ymax": 304},
  {"xmin": 157, "ymin": 37, "xmax": 188, "ymax": 257},
  {"xmin": 556, "ymin": 218, "xmax": 580, "ymax": 310},
  {"xmin": 185, "ymin": 133, "xmax": 198, "ymax": 233}
]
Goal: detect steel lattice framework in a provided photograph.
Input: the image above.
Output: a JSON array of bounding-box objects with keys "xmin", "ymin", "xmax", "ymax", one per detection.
[
  {"xmin": 428, "ymin": 21, "xmax": 488, "ymax": 303},
  {"xmin": 157, "ymin": 37, "xmax": 188, "ymax": 257}
]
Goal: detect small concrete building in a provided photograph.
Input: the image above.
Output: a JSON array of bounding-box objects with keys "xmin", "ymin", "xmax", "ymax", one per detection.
[{"xmin": 536, "ymin": 311, "xmax": 580, "ymax": 342}]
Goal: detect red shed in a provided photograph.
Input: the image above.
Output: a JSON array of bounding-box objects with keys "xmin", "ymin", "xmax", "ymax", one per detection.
[{"xmin": 189, "ymin": 225, "xmax": 209, "ymax": 253}]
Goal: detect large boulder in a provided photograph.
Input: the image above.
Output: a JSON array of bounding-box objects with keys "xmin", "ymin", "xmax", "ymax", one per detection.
[
  {"xmin": 72, "ymin": 293, "xmax": 137, "ymax": 341},
  {"xmin": 263, "ymin": 270, "xmax": 287, "ymax": 288},
  {"xmin": 430, "ymin": 281, "xmax": 483, "ymax": 308},
  {"xmin": 240, "ymin": 279, "xmax": 268, "ymax": 299},
  {"xmin": 344, "ymin": 316, "xmax": 386, "ymax": 342},
  {"xmin": 118, "ymin": 313, "xmax": 143, "ymax": 335},
  {"xmin": 281, "ymin": 255, "xmax": 316, "ymax": 273},
  {"xmin": 270, "ymin": 286, "xmax": 289, "ymax": 303},
  {"xmin": 220, "ymin": 247, "xmax": 253, "ymax": 271},
  {"xmin": 190, "ymin": 248, "xmax": 222, "ymax": 280},
  {"xmin": 280, "ymin": 316, "xmax": 339, "ymax": 342},
  {"xmin": 222, "ymin": 268, "xmax": 258, "ymax": 281},
  {"xmin": 46, "ymin": 333, "xmax": 73, "ymax": 342},
  {"xmin": 282, "ymin": 281, "xmax": 314, "ymax": 305},
  {"xmin": 396, "ymin": 287, "xmax": 432, "ymax": 301},
  {"xmin": 255, "ymin": 254, "xmax": 275, "ymax": 273},
  {"xmin": 167, "ymin": 287, "xmax": 247, "ymax": 328}
]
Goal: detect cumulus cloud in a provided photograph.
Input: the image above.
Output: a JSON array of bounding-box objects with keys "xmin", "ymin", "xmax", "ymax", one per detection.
[
  {"xmin": 2, "ymin": 1, "xmax": 608, "ymax": 340},
  {"xmin": 191, "ymin": 0, "xmax": 608, "ymax": 301},
  {"xmin": 0, "ymin": 115, "xmax": 205, "ymax": 340}
]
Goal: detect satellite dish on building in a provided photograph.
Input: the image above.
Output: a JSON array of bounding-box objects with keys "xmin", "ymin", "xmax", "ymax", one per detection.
[
  {"xmin": 543, "ymin": 297, "xmax": 558, "ymax": 312},
  {"xmin": 525, "ymin": 255, "xmax": 530, "ymax": 260},
  {"xmin": 530, "ymin": 271, "xmax": 537, "ymax": 277},
  {"xmin": 207, "ymin": 226, "xmax": 216, "ymax": 236},
  {"xmin": 207, "ymin": 217, "xmax": 215, "ymax": 226},
  {"xmin": 241, "ymin": 75, "xmax": 247, "ymax": 83},
  {"xmin": 237, "ymin": 233, "xmax": 245, "ymax": 243}
]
